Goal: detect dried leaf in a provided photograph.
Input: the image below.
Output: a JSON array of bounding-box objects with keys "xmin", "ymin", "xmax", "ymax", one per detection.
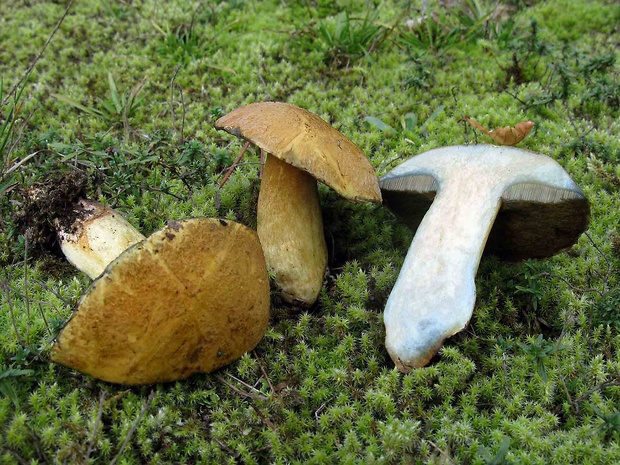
[{"xmin": 462, "ymin": 118, "xmax": 534, "ymax": 146}]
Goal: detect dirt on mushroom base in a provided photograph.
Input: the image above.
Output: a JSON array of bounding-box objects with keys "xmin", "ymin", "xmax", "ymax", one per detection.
[{"xmin": 13, "ymin": 170, "xmax": 94, "ymax": 258}]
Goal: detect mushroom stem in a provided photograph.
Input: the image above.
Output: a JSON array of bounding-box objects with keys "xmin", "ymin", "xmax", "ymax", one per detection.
[
  {"xmin": 59, "ymin": 199, "xmax": 145, "ymax": 279},
  {"xmin": 257, "ymin": 154, "xmax": 327, "ymax": 305},
  {"xmin": 384, "ymin": 178, "xmax": 501, "ymax": 371}
]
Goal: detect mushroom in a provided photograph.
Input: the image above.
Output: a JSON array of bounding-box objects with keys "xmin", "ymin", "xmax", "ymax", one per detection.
[
  {"xmin": 57, "ymin": 199, "xmax": 146, "ymax": 279},
  {"xmin": 379, "ymin": 144, "xmax": 589, "ymax": 372},
  {"xmin": 215, "ymin": 102, "xmax": 382, "ymax": 306},
  {"xmin": 49, "ymin": 200, "xmax": 270, "ymax": 384}
]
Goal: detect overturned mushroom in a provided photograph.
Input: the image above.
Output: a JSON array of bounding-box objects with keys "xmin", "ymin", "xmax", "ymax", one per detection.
[
  {"xmin": 215, "ymin": 102, "xmax": 382, "ymax": 306},
  {"xmin": 45, "ymin": 200, "xmax": 269, "ymax": 384},
  {"xmin": 380, "ymin": 144, "xmax": 589, "ymax": 372}
]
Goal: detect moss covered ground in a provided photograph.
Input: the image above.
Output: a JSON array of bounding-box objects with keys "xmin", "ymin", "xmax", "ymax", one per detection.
[{"xmin": 1, "ymin": 0, "xmax": 619, "ymax": 462}]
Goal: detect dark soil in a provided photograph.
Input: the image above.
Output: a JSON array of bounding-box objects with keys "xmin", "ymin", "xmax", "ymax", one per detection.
[{"xmin": 13, "ymin": 170, "xmax": 91, "ymax": 257}]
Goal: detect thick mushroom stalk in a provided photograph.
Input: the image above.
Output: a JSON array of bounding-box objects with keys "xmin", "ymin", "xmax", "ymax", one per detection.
[
  {"xmin": 258, "ymin": 155, "xmax": 327, "ymax": 304},
  {"xmin": 380, "ymin": 145, "xmax": 589, "ymax": 372},
  {"xmin": 59, "ymin": 199, "xmax": 145, "ymax": 279}
]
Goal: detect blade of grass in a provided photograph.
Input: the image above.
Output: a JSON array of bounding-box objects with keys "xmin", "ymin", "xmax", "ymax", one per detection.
[{"xmin": 51, "ymin": 93, "xmax": 106, "ymax": 119}]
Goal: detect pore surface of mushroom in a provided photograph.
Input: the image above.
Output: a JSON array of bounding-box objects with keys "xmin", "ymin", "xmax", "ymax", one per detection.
[
  {"xmin": 51, "ymin": 214, "xmax": 270, "ymax": 384},
  {"xmin": 380, "ymin": 144, "xmax": 589, "ymax": 372},
  {"xmin": 215, "ymin": 102, "xmax": 382, "ymax": 306}
]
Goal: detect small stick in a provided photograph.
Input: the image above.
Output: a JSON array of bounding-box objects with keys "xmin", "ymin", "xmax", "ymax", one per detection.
[
  {"xmin": 1, "ymin": 281, "xmax": 24, "ymax": 347},
  {"xmin": 24, "ymin": 235, "xmax": 30, "ymax": 347},
  {"xmin": 37, "ymin": 302, "xmax": 51, "ymax": 337},
  {"xmin": 254, "ymin": 352, "xmax": 275, "ymax": 393},
  {"xmin": 219, "ymin": 141, "xmax": 251, "ymax": 188},
  {"xmin": 250, "ymin": 404, "xmax": 277, "ymax": 431},
  {"xmin": 169, "ymin": 66, "xmax": 181, "ymax": 133},
  {"xmin": 214, "ymin": 438, "xmax": 242, "ymax": 461},
  {"xmin": 110, "ymin": 390, "xmax": 155, "ymax": 464},
  {"xmin": 226, "ymin": 372, "xmax": 266, "ymax": 395},
  {"xmin": 427, "ymin": 440, "xmax": 457, "ymax": 464},
  {"xmin": 84, "ymin": 391, "xmax": 106, "ymax": 461},
  {"xmin": 217, "ymin": 375, "xmax": 267, "ymax": 401},
  {"xmin": 3, "ymin": 150, "xmax": 43, "ymax": 177}
]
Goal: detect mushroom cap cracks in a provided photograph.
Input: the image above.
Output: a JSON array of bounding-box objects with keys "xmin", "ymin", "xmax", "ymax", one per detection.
[
  {"xmin": 215, "ymin": 102, "xmax": 382, "ymax": 203},
  {"xmin": 380, "ymin": 145, "xmax": 590, "ymax": 261},
  {"xmin": 51, "ymin": 218, "xmax": 270, "ymax": 385}
]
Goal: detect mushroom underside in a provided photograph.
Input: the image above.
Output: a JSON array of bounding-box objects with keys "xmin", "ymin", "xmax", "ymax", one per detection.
[{"xmin": 381, "ymin": 185, "xmax": 589, "ymax": 261}]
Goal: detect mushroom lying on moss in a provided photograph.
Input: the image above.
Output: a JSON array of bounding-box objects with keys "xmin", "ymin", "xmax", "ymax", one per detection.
[
  {"xmin": 379, "ymin": 145, "xmax": 590, "ymax": 372},
  {"xmin": 19, "ymin": 177, "xmax": 271, "ymax": 385},
  {"xmin": 215, "ymin": 102, "xmax": 382, "ymax": 306},
  {"xmin": 51, "ymin": 211, "xmax": 270, "ymax": 384}
]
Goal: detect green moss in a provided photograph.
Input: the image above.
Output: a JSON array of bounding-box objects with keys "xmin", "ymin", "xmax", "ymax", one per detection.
[{"xmin": 1, "ymin": 0, "xmax": 620, "ymax": 462}]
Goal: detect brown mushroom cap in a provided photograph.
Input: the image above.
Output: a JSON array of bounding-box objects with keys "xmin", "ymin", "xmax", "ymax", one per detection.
[
  {"xmin": 51, "ymin": 218, "xmax": 270, "ymax": 385},
  {"xmin": 215, "ymin": 102, "xmax": 382, "ymax": 203}
]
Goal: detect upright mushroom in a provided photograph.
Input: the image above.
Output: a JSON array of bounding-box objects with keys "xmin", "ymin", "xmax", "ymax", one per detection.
[
  {"xmin": 379, "ymin": 145, "xmax": 589, "ymax": 372},
  {"xmin": 215, "ymin": 102, "xmax": 382, "ymax": 306},
  {"xmin": 32, "ymin": 195, "xmax": 271, "ymax": 384}
]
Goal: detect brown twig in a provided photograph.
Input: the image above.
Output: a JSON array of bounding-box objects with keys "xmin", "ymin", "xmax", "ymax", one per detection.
[
  {"xmin": 1, "ymin": 280, "xmax": 25, "ymax": 347},
  {"xmin": 217, "ymin": 375, "xmax": 268, "ymax": 401},
  {"xmin": 250, "ymin": 404, "xmax": 277, "ymax": 431},
  {"xmin": 29, "ymin": 276, "xmax": 74, "ymax": 309},
  {"xmin": 219, "ymin": 141, "xmax": 251, "ymax": 188},
  {"xmin": 254, "ymin": 352, "xmax": 275, "ymax": 393},
  {"xmin": 37, "ymin": 302, "xmax": 51, "ymax": 338},
  {"xmin": 169, "ymin": 66, "xmax": 184, "ymax": 140},
  {"xmin": 572, "ymin": 378, "xmax": 620, "ymax": 408},
  {"xmin": 84, "ymin": 391, "xmax": 107, "ymax": 461},
  {"xmin": 110, "ymin": 390, "xmax": 155, "ymax": 464},
  {"xmin": 427, "ymin": 440, "xmax": 457, "ymax": 464},
  {"xmin": 24, "ymin": 235, "xmax": 31, "ymax": 347},
  {"xmin": 214, "ymin": 438, "xmax": 242, "ymax": 462}
]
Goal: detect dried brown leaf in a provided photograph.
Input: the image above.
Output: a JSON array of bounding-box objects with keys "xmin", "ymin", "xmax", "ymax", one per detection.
[{"xmin": 462, "ymin": 118, "xmax": 534, "ymax": 146}]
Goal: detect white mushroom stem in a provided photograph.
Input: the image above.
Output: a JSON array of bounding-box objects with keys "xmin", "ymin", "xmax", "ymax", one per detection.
[
  {"xmin": 257, "ymin": 154, "xmax": 327, "ymax": 306},
  {"xmin": 385, "ymin": 175, "xmax": 501, "ymax": 370},
  {"xmin": 58, "ymin": 199, "xmax": 145, "ymax": 279},
  {"xmin": 382, "ymin": 145, "xmax": 585, "ymax": 372}
]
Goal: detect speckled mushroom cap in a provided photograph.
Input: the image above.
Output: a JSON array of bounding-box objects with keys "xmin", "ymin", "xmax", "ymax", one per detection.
[
  {"xmin": 51, "ymin": 218, "xmax": 270, "ymax": 385},
  {"xmin": 215, "ymin": 102, "xmax": 382, "ymax": 203}
]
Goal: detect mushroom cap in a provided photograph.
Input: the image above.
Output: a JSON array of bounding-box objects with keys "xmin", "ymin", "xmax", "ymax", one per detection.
[
  {"xmin": 380, "ymin": 145, "xmax": 590, "ymax": 261},
  {"xmin": 215, "ymin": 102, "xmax": 382, "ymax": 203},
  {"xmin": 51, "ymin": 218, "xmax": 270, "ymax": 385}
]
